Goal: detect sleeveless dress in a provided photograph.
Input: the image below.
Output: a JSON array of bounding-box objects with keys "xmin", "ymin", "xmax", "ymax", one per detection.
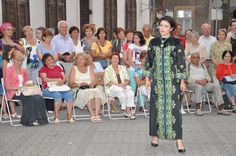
[{"xmin": 72, "ymin": 66, "xmax": 103, "ymax": 109}]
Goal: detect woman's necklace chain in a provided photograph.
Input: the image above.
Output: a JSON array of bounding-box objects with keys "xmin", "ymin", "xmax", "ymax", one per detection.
[{"xmin": 161, "ymin": 37, "xmax": 169, "ymax": 48}]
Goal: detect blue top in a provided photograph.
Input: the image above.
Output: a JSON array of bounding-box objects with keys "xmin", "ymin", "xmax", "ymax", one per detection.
[
  {"xmin": 37, "ymin": 43, "xmax": 57, "ymax": 67},
  {"xmin": 51, "ymin": 34, "xmax": 75, "ymax": 55}
]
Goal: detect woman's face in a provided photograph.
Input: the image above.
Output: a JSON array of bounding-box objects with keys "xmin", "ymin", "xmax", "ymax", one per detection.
[
  {"xmin": 43, "ymin": 36, "xmax": 53, "ymax": 44},
  {"xmin": 24, "ymin": 29, "xmax": 33, "ymax": 38},
  {"xmin": 36, "ymin": 30, "xmax": 43, "ymax": 40},
  {"xmin": 85, "ymin": 28, "xmax": 93, "ymax": 37},
  {"xmin": 71, "ymin": 30, "xmax": 79, "ymax": 40},
  {"xmin": 45, "ymin": 56, "xmax": 55, "ymax": 68},
  {"xmin": 223, "ymin": 52, "xmax": 232, "ymax": 63},
  {"xmin": 98, "ymin": 30, "xmax": 106, "ymax": 40},
  {"xmin": 118, "ymin": 31, "xmax": 126, "ymax": 40},
  {"xmin": 133, "ymin": 34, "xmax": 141, "ymax": 45},
  {"xmin": 217, "ymin": 31, "xmax": 226, "ymax": 41},
  {"xmin": 159, "ymin": 20, "xmax": 172, "ymax": 37},
  {"xmin": 126, "ymin": 32, "xmax": 134, "ymax": 42},
  {"xmin": 13, "ymin": 54, "xmax": 24, "ymax": 67},
  {"xmin": 111, "ymin": 55, "xmax": 119, "ymax": 66},
  {"xmin": 76, "ymin": 55, "xmax": 85, "ymax": 66},
  {"xmin": 3, "ymin": 27, "xmax": 14, "ymax": 37},
  {"xmin": 190, "ymin": 35, "xmax": 198, "ymax": 44}
]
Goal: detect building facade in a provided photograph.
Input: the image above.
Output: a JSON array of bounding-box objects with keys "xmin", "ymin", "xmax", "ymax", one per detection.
[{"xmin": 0, "ymin": 0, "xmax": 150, "ymax": 39}]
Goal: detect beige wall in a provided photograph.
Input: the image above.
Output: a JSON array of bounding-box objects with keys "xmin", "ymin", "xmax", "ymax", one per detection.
[{"xmin": 29, "ymin": 0, "xmax": 46, "ymax": 30}]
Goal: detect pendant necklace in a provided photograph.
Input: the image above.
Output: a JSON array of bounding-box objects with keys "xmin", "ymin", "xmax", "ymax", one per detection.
[{"xmin": 160, "ymin": 37, "xmax": 169, "ymax": 48}]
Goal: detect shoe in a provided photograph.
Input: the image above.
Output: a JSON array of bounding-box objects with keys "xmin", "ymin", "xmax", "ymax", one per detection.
[
  {"xmin": 123, "ymin": 112, "xmax": 131, "ymax": 118},
  {"xmin": 11, "ymin": 112, "xmax": 21, "ymax": 119},
  {"xmin": 2, "ymin": 114, "xmax": 9, "ymax": 119},
  {"xmin": 111, "ymin": 109, "xmax": 120, "ymax": 114},
  {"xmin": 217, "ymin": 109, "xmax": 231, "ymax": 116},
  {"xmin": 139, "ymin": 107, "xmax": 147, "ymax": 112},
  {"xmin": 90, "ymin": 116, "xmax": 97, "ymax": 123},
  {"xmin": 129, "ymin": 114, "xmax": 136, "ymax": 120},
  {"xmin": 195, "ymin": 109, "xmax": 204, "ymax": 116},
  {"xmin": 32, "ymin": 121, "xmax": 39, "ymax": 126},
  {"xmin": 232, "ymin": 105, "xmax": 236, "ymax": 113},
  {"xmin": 54, "ymin": 118, "xmax": 60, "ymax": 124},
  {"xmin": 151, "ymin": 137, "xmax": 159, "ymax": 147},
  {"xmin": 95, "ymin": 116, "xmax": 103, "ymax": 123},
  {"xmin": 176, "ymin": 141, "xmax": 186, "ymax": 153},
  {"xmin": 67, "ymin": 118, "xmax": 75, "ymax": 123},
  {"xmin": 181, "ymin": 107, "xmax": 186, "ymax": 115}
]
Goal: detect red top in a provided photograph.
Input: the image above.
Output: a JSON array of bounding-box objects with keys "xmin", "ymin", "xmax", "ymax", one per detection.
[
  {"xmin": 40, "ymin": 65, "xmax": 63, "ymax": 89},
  {"xmin": 177, "ymin": 35, "xmax": 186, "ymax": 50},
  {"xmin": 216, "ymin": 63, "xmax": 236, "ymax": 81}
]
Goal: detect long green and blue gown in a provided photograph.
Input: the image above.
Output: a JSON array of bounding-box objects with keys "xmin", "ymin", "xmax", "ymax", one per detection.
[{"xmin": 144, "ymin": 36, "xmax": 187, "ymax": 140}]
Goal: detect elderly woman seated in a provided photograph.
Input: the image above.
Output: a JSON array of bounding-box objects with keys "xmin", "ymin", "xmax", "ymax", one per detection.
[
  {"xmin": 39, "ymin": 53, "xmax": 74, "ymax": 124},
  {"xmin": 68, "ymin": 53, "xmax": 103, "ymax": 123},
  {"xmin": 104, "ymin": 53, "xmax": 136, "ymax": 119},
  {"xmin": 5, "ymin": 50, "xmax": 48, "ymax": 126},
  {"xmin": 216, "ymin": 50, "xmax": 236, "ymax": 112}
]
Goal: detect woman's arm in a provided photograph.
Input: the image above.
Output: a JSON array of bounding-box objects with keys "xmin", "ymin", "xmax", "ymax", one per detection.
[
  {"xmin": 36, "ymin": 48, "xmax": 43, "ymax": 61},
  {"xmin": 127, "ymin": 48, "xmax": 136, "ymax": 68},
  {"xmin": 68, "ymin": 67, "xmax": 78, "ymax": 88},
  {"xmin": 89, "ymin": 67, "xmax": 96, "ymax": 87},
  {"xmin": 40, "ymin": 72, "xmax": 60, "ymax": 83},
  {"xmin": 135, "ymin": 76, "xmax": 145, "ymax": 86}
]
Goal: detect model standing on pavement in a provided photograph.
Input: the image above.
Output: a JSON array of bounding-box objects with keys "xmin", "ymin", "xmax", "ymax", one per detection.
[{"xmin": 144, "ymin": 16, "xmax": 187, "ymax": 152}]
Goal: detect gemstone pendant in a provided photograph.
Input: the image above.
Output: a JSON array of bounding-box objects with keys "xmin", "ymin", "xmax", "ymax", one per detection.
[{"xmin": 161, "ymin": 44, "xmax": 164, "ymax": 48}]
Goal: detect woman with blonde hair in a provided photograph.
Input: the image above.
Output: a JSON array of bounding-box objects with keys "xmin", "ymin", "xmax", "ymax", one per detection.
[
  {"xmin": 210, "ymin": 28, "xmax": 232, "ymax": 83},
  {"xmin": 68, "ymin": 53, "xmax": 103, "ymax": 122}
]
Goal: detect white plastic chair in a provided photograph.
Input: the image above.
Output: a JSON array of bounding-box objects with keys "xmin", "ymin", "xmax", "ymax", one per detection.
[
  {"xmin": 0, "ymin": 78, "xmax": 22, "ymax": 126},
  {"xmin": 133, "ymin": 87, "xmax": 149, "ymax": 118}
]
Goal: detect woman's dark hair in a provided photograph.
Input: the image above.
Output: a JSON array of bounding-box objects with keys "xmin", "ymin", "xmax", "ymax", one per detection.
[
  {"xmin": 134, "ymin": 31, "xmax": 146, "ymax": 46},
  {"xmin": 125, "ymin": 29, "xmax": 134, "ymax": 36},
  {"xmin": 96, "ymin": 27, "xmax": 107, "ymax": 39},
  {"xmin": 36, "ymin": 27, "xmax": 46, "ymax": 32},
  {"xmin": 158, "ymin": 16, "xmax": 177, "ymax": 31},
  {"xmin": 110, "ymin": 52, "xmax": 120, "ymax": 62},
  {"xmin": 42, "ymin": 53, "xmax": 53, "ymax": 66},
  {"xmin": 140, "ymin": 52, "xmax": 147, "ymax": 60},
  {"xmin": 222, "ymin": 50, "xmax": 233, "ymax": 60},
  {"xmin": 69, "ymin": 26, "xmax": 79, "ymax": 35}
]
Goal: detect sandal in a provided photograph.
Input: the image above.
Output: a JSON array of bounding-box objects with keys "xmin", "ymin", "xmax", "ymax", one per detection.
[
  {"xmin": 2, "ymin": 114, "xmax": 9, "ymax": 119},
  {"xmin": 95, "ymin": 116, "xmax": 103, "ymax": 123},
  {"xmin": 67, "ymin": 118, "xmax": 75, "ymax": 123},
  {"xmin": 54, "ymin": 118, "xmax": 60, "ymax": 124},
  {"xmin": 232, "ymin": 105, "xmax": 236, "ymax": 113},
  {"xmin": 11, "ymin": 112, "xmax": 21, "ymax": 119},
  {"xmin": 90, "ymin": 116, "xmax": 97, "ymax": 123}
]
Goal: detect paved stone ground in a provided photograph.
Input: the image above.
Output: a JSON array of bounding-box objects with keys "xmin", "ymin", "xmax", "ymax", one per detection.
[{"xmin": 0, "ymin": 106, "xmax": 236, "ymax": 156}]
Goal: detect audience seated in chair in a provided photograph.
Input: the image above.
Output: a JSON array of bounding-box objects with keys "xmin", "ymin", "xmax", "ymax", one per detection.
[
  {"xmin": 216, "ymin": 50, "xmax": 236, "ymax": 112},
  {"xmin": 187, "ymin": 52, "xmax": 230, "ymax": 116},
  {"xmin": 39, "ymin": 53, "xmax": 74, "ymax": 124},
  {"xmin": 68, "ymin": 53, "xmax": 103, "ymax": 123},
  {"xmin": 5, "ymin": 50, "xmax": 48, "ymax": 126},
  {"xmin": 104, "ymin": 53, "xmax": 136, "ymax": 119}
]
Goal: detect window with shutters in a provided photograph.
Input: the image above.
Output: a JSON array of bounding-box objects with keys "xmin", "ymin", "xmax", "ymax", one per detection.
[
  {"xmin": 45, "ymin": 0, "xmax": 66, "ymax": 33},
  {"xmin": 125, "ymin": 0, "xmax": 137, "ymax": 31},
  {"xmin": 2, "ymin": 0, "xmax": 30, "ymax": 38},
  {"xmin": 80, "ymin": 0, "xmax": 90, "ymax": 38},
  {"xmin": 104, "ymin": 0, "xmax": 117, "ymax": 40}
]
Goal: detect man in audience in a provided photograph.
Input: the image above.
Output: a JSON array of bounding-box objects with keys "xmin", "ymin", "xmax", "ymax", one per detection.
[
  {"xmin": 198, "ymin": 23, "xmax": 217, "ymax": 60},
  {"xmin": 51, "ymin": 20, "xmax": 75, "ymax": 76},
  {"xmin": 142, "ymin": 24, "xmax": 154, "ymax": 46},
  {"xmin": 187, "ymin": 52, "xmax": 230, "ymax": 116}
]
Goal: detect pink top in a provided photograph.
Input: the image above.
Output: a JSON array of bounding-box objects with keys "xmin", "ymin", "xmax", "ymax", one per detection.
[
  {"xmin": 5, "ymin": 65, "xmax": 28, "ymax": 100},
  {"xmin": 39, "ymin": 65, "xmax": 63, "ymax": 89}
]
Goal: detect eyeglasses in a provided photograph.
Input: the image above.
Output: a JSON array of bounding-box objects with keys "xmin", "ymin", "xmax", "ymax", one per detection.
[{"xmin": 192, "ymin": 56, "xmax": 200, "ymax": 59}]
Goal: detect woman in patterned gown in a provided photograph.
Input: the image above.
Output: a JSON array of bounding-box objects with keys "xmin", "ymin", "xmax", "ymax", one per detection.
[{"xmin": 144, "ymin": 16, "xmax": 187, "ymax": 152}]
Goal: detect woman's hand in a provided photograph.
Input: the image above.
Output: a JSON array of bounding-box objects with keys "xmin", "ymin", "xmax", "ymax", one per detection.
[
  {"xmin": 145, "ymin": 77, "xmax": 151, "ymax": 89},
  {"xmin": 56, "ymin": 78, "xmax": 64, "ymax": 86},
  {"xmin": 180, "ymin": 80, "xmax": 186, "ymax": 92}
]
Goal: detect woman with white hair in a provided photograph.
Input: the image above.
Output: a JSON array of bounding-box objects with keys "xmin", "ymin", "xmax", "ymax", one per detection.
[{"xmin": 184, "ymin": 31, "xmax": 207, "ymax": 63}]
